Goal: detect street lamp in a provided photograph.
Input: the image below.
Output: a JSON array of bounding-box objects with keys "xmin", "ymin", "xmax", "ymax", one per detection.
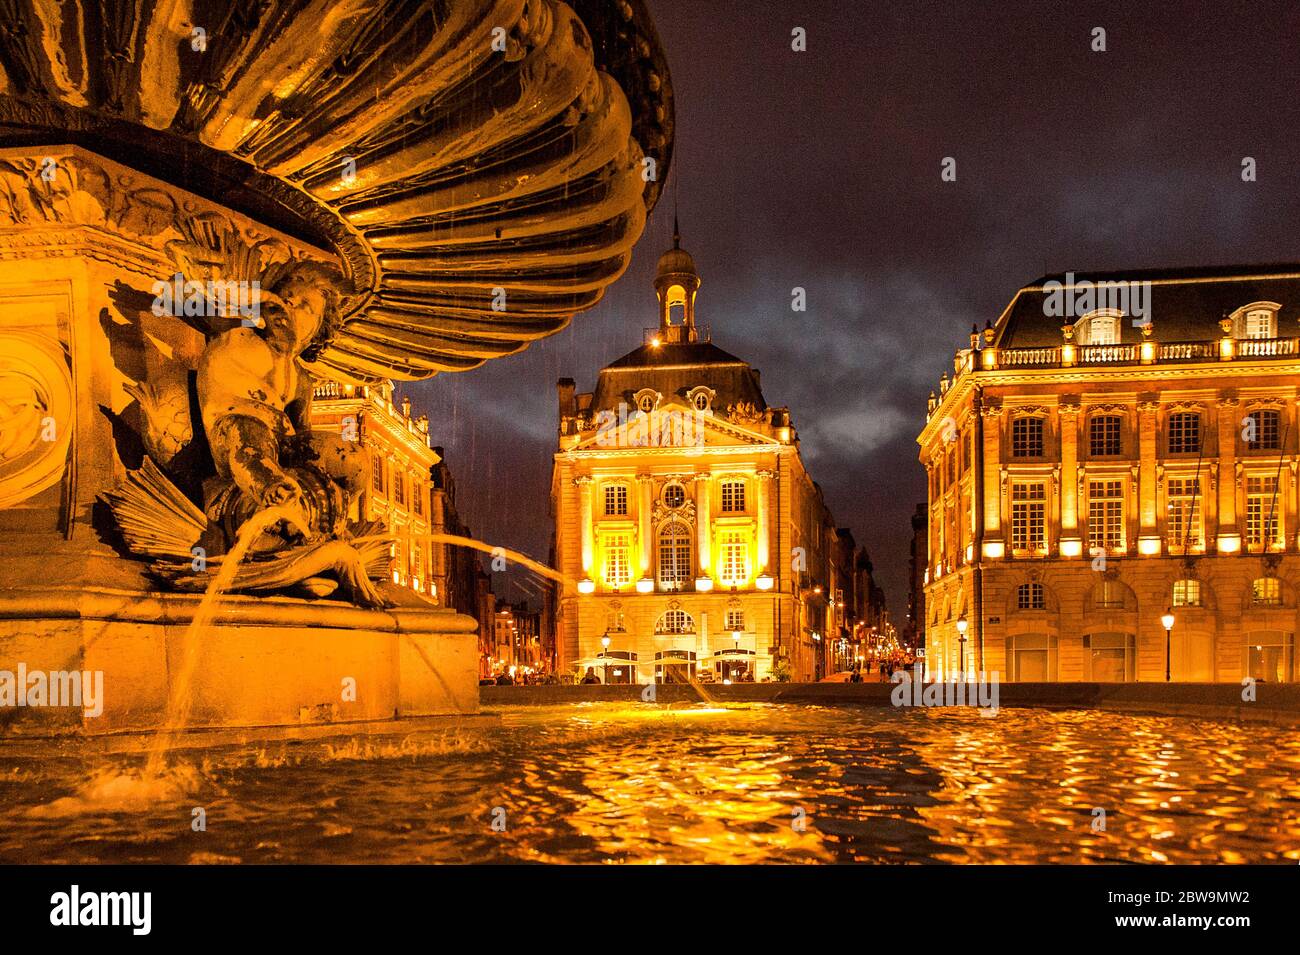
[
  {"xmin": 956, "ymin": 615, "xmax": 969, "ymax": 677},
  {"xmin": 600, "ymin": 631, "xmax": 612, "ymax": 684},
  {"xmin": 1161, "ymin": 609, "xmax": 1175, "ymax": 682}
]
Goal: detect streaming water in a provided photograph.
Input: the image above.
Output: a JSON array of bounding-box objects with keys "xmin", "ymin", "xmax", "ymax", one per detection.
[
  {"xmin": 144, "ymin": 505, "xmax": 296, "ymax": 777},
  {"xmin": 3, "ymin": 704, "xmax": 1298, "ymax": 863},
  {"xmin": 24, "ymin": 506, "xmax": 297, "ymax": 815}
]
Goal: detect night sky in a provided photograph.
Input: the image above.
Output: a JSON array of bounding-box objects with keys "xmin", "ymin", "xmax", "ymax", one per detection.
[{"xmin": 402, "ymin": 0, "xmax": 1300, "ymax": 614}]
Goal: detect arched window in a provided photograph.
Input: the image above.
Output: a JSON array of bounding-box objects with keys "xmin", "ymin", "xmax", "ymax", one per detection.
[
  {"xmin": 1172, "ymin": 579, "xmax": 1201, "ymax": 607},
  {"xmin": 1093, "ymin": 578, "xmax": 1129, "ymax": 610},
  {"xmin": 1016, "ymin": 582, "xmax": 1045, "ymax": 610},
  {"xmin": 657, "ymin": 522, "xmax": 691, "ymax": 587},
  {"xmin": 655, "ymin": 609, "xmax": 695, "ymax": 635},
  {"xmin": 1252, "ymin": 577, "xmax": 1282, "ymax": 606}
]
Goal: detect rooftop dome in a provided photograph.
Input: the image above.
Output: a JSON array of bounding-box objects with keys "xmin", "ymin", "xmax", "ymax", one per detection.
[{"xmin": 656, "ymin": 217, "xmax": 698, "ymax": 279}]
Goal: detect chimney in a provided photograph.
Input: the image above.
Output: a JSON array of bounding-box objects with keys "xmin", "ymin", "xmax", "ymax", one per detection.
[{"xmin": 557, "ymin": 378, "xmax": 576, "ymax": 430}]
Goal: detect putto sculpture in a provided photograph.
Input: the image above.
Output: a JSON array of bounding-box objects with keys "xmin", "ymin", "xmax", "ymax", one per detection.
[{"xmin": 105, "ymin": 253, "xmax": 391, "ymax": 607}]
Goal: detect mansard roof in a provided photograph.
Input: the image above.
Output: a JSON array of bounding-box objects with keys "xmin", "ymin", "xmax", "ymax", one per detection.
[
  {"xmin": 993, "ymin": 264, "xmax": 1300, "ymax": 349},
  {"xmin": 590, "ymin": 340, "xmax": 767, "ymax": 414}
]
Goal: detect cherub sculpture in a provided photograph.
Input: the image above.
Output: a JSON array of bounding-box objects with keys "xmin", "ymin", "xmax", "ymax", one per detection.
[{"xmin": 104, "ymin": 259, "xmax": 391, "ymax": 608}]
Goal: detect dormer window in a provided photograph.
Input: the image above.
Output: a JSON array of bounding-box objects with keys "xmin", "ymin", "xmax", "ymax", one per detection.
[
  {"xmin": 1075, "ymin": 310, "xmax": 1122, "ymax": 345},
  {"xmin": 1244, "ymin": 309, "xmax": 1275, "ymax": 339},
  {"xmin": 633, "ymin": 388, "xmax": 660, "ymax": 414},
  {"xmin": 1229, "ymin": 301, "xmax": 1281, "ymax": 340},
  {"xmin": 686, "ymin": 386, "xmax": 716, "ymax": 414}
]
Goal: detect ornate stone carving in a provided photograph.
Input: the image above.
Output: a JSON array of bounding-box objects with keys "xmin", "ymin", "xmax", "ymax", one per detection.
[
  {"xmin": 727, "ymin": 401, "xmax": 765, "ymax": 425},
  {"xmin": 98, "ymin": 212, "xmax": 391, "ymax": 607},
  {"xmin": 0, "ymin": 331, "xmax": 74, "ymax": 509}
]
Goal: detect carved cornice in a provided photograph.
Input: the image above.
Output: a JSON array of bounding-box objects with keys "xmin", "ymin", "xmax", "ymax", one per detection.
[{"xmin": 0, "ymin": 148, "xmax": 325, "ymax": 286}]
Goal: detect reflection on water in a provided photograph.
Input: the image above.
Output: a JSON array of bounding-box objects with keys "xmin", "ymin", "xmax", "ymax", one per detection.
[{"xmin": 1, "ymin": 703, "xmax": 1297, "ymax": 864}]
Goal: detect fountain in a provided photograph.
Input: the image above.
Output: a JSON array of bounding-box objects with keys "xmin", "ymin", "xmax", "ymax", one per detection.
[{"xmin": 0, "ymin": 0, "xmax": 674, "ymax": 745}]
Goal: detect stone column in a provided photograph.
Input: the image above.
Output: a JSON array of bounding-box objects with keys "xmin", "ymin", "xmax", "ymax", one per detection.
[
  {"xmin": 637, "ymin": 473, "xmax": 654, "ymax": 577},
  {"xmin": 756, "ymin": 469, "xmax": 773, "ymax": 571},
  {"xmin": 1058, "ymin": 400, "xmax": 1081, "ymax": 554},
  {"xmin": 575, "ymin": 476, "xmax": 594, "ymax": 576},
  {"xmin": 1216, "ymin": 397, "xmax": 1239, "ymax": 549},
  {"xmin": 1137, "ymin": 397, "xmax": 1160, "ymax": 553},
  {"xmin": 980, "ymin": 405, "xmax": 1004, "ymax": 552},
  {"xmin": 695, "ymin": 473, "xmax": 712, "ymax": 572}
]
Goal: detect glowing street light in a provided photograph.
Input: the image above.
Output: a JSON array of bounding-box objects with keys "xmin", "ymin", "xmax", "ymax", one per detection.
[
  {"xmin": 956, "ymin": 614, "xmax": 969, "ymax": 676},
  {"xmin": 1161, "ymin": 609, "xmax": 1176, "ymax": 682}
]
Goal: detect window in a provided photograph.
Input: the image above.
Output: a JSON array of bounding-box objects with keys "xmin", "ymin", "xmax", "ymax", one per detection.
[
  {"xmin": 1252, "ymin": 577, "xmax": 1282, "ymax": 606},
  {"xmin": 663, "ymin": 483, "xmax": 686, "ymax": 509},
  {"xmin": 692, "ymin": 392, "xmax": 710, "ymax": 412},
  {"xmin": 1245, "ymin": 475, "xmax": 1281, "ymax": 548},
  {"xmin": 1080, "ymin": 313, "xmax": 1119, "ymax": 345},
  {"xmin": 1011, "ymin": 416, "xmax": 1044, "ymax": 457},
  {"xmin": 1088, "ymin": 479, "xmax": 1124, "ymax": 551},
  {"xmin": 1011, "ymin": 482, "xmax": 1046, "ymax": 552},
  {"xmin": 371, "ymin": 458, "xmax": 384, "ymax": 493},
  {"xmin": 1089, "ymin": 415, "xmax": 1122, "ymax": 456},
  {"xmin": 719, "ymin": 531, "xmax": 749, "ymax": 585},
  {"xmin": 1244, "ymin": 309, "xmax": 1275, "ymax": 339},
  {"xmin": 603, "ymin": 534, "xmax": 631, "ymax": 586},
  {"xmin": 657, "ymin": 522, "xmax": 691, "ymax": 587},
  {"xmin": 656, "ymin": 609, "xmax": 695, "ymax": 635},
  {"xmin": 1244, "ymin": 631, "xmax": 1293, "ymax": 682},
  {"xmin": 1172, "ymin": 579, "xmax": 1201, "ymax": 607},
  {"xmin": 1095, "ymin": 579, "xmax": 1126, "ymax": 610},
  {"xmin": 721, "ymin": 480, "xmax": 746, "ymax": 513},
  {"xmin": 393, "ymin": 471, "xmax": 406, "ymax": 506},
  {"xmin": 412, "ymin": 481, "xmax": 423, "ymax": 515},
  {"xmin": 1166, "ymin": 477, "xmax": 1202, "ymax": 550},
  {"xmin": 1016, "ymin": 582, "xmax": 1045, "ymax": 610},
  {"xmin": 604, "ymin": 483, "xmax": 628, "ymax": 516},
  {"xmin": 725, "ymin": 609, "xmax": 745, "ymax": 631},
  {"xmin": 1244, "ymin": 410, "xmax": 1281, "ymax": 450},
  {"xmin": 1005, "ymin": 633, "xmax": 1058, "ymax": 681},
  {"xmin": 1085, "ymin": 633, "xmax": 1136, "ymax": 682},
  {"xmin": 1167, "ymin": 413, "xmax": 1201, "ymax": 454}
]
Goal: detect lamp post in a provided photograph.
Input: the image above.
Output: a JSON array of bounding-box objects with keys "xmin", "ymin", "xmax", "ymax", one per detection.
[
  {"xmin": 956, "ymin": 615, "xmax": 969, "ymax": 679},
  {"xmin": 600, "ymin": 631, "xmax": 611, "ymax": 684},
  {"xmin": 1161, "ymin": 609, "xmax": 1175, "ymax": 683}
]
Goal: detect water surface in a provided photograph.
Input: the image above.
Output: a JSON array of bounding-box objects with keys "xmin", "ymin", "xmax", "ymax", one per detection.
[{"xmin": 1, "ymin": 703, "xmax": 1296, "ymax": 864}]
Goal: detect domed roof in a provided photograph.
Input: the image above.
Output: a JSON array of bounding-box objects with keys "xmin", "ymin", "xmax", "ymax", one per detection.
[
  {"xmin": 656, "ymin": 245, "xmax": 697, "ymax": 278},
  {"xmin": 656, "ymin": 216, "xmax": 698, "ymax": 281}
]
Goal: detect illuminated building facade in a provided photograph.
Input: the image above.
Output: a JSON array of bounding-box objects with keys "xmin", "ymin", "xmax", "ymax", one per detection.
[
  {"xmin": 919, "ymin": 266, "xmax": 1300, "ymax": 683},
  {"xmin": 552, "ymin": 231, "xmax": 851, "ymax": 682},
  {"xmin": 311, "ymin": 381, "xmax": 474, "ymax": 611}
]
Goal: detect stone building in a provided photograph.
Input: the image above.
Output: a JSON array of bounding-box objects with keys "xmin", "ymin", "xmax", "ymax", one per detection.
[
  {"xmin": 551, "ymin": 230, "xmax": 850, "ymax": 683},
  {"xmin": 918, "ymin": 266, "xmax": 1300, "ymax": 683},
  {"xmin": 311, "ymin": 381, "xmax": 479, "ymax": 617}
]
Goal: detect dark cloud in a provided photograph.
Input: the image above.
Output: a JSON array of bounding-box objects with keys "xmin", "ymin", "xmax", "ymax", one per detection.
[{"xmin": 403, "ymin": 0, "xmax": 1300, "ymax": 611}]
